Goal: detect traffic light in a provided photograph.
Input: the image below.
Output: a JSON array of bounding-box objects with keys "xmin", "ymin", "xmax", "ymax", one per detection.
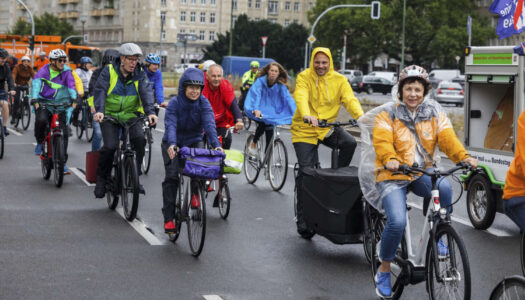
[
  {"xmin": 28, "ymin": 35, "xmax": 34, "ymax": 51},
  {"xmin": 371, "ymin": 1, "xmax": 380, "ymax": 19}
]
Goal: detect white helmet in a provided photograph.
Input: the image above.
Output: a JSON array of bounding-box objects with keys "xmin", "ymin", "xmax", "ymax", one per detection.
[
  {"xmin": 202, "ymin": 60, "xmax": 216, "ymax": 71},
  {"xmin": 21, "ymin": 56, "xmax": 30, "ymax": 61},
  {"xmin": 49, "ymin": 49, "xmax": 67, "ymax": 60},
  {"xmin": 119, "ymin": 43, "xmax": 143, "ymax": 57}
]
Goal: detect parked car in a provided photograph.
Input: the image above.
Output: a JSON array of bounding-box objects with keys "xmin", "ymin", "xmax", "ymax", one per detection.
[
  {"xmin": 350, "ymin": 76, "xmax": 366, "ymax": 93},
  {"xmin": 451, "ymin": 74, "xmax": 465, "ymax": 88},
  {"xmin": 362, "ymin": 76, "xmax": 394, "ymax": 94},
  {"xmin": 338, "ymin": 69, "xmax": 364, "ymax": 81},
  {"xmin": 429, "ymin": 69, "xmax": 461, "ymax": 89},
  {"xmin": 365, "ymin": 71, "xmax": 397, "ymax": 84},
  {"xmin": 432, "ymin": 81, "xmax": 464, "ymax": 106}
]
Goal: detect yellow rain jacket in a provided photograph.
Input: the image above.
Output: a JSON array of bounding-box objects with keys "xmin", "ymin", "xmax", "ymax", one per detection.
[
  {"xmin": 71, "ymin": 68, "xmax": 84, "ymax": 97},
  {"xmin": 291, "ymin": 47, "xmax": 364, "ymax": 144}
]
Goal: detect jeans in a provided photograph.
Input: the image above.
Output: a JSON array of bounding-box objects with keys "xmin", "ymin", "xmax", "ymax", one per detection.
[
  {"xmin": 91, "ymin": 121, "xmax": 102, "ymax": 151},
  {"xmin": 379, "ymin": 171, "xmax": 452, "ymax": 261},
  {"xmin": 504, "ymin": 196, "xmax": 525, "ymax": 232}
]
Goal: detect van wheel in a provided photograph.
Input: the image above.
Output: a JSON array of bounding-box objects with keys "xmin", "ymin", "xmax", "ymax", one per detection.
[
  {"xmin": 466, "ymin": 174, "xmax": 497, "ymax": 230},
  {"xmin": 367, "ymin": 86, "xmax": 373, "ymax": 94}
]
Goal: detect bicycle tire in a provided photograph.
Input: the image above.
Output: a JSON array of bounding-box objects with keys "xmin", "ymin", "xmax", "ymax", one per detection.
[
  {"xmin": 142, "ymin": 130, "xmax": 152, "ymax": 174},
  {"xmin": 76, "ymin": 110, "xmax": 84, "ymax": 139},
  {"xmin": 41, "ymin": 141, "xmax": 51, "ymax": 180},
  {"xmin": 0, "ymin": 124, "xmax": 4, "ymax": 159},
  {"xmin": 268, "ymin": 139, "xmax": 288, "ymax": 191},
  {"xmin": 22, "ymin": 99, "xmax": 30, "ymax": 130},
  {"xmin": 122, "ymin": 156, "xmax": 140, "ymax": 221},
  {"xmin": 106, "ymin": 158, "xmax": 119, "ymax": 210},
  {"xmin": 243, "ymin": 134, "xmax": 260, "ymax": 184},
  {"xmin": 426, "ymin": 224, "xmax": 471, "ymax": 300},
  {"xmin": 218, "ymin": 179, "xmax": 231, "ymax": 219},
  {"xmin": 187, "ymin": 182, "xmax": 206, "ymax": 256},
  {"xmin": 363, "ymin": 201, "xmax": 374, "ymax": 264},
  {"xmin": 53, "ymin": 135, "xmax": 65, "ymax": 188},
  {"xmin": 489, "ymin": 275, "xmax": 525, "ymax": 300},
  {"xmin": 169, "ymin": 179, "xmax": 185, "ymax": 242},
  {"xmin": 14, "ymin": 105, "xmax": 20, "ymax": 128}
]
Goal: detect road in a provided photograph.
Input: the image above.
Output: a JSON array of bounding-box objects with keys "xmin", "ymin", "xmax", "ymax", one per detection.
[{"xmin": 0, "ymin": 96, "xmax": 521, "ymax": 299}]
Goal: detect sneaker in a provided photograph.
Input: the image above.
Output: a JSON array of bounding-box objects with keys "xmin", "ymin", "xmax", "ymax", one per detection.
[
  {"xmin": 34, "ymin": 143, "xmax": 43, "ymax": 156},
  {"xmin": 248, "ymin": 145, "xmax": 257, "ymax": 157},
  {"xmin": 164, "ymin": 220, "xmax": 177, "ymax": 233},
  {"xmin": 437, "ymin": 238, "xmax": 449, "ymax": 258},
  {"xmin": 190, "ymin": 194, "xmax": 200, "ymax": 208},
  {"xmin": 10, "ymin": 118, "xmax": 15, "ymax": 125},
  {"xmin": 63, "ymin": 165, "xmax": 71, "ymax": 175},
  {"xmin": 3, "ymin": 127, "xmax": 9, "ymax": 136},
  {"xmin": 375, "ymin": 269, "xmax": 392, "ymax": 298},
  {"xmin": 207, "ymin": 182, "xmax": 214, "ymax": 192},
  {"xmin": 94, "ymin": 177, "xmax": 106, "ymax": 198}
]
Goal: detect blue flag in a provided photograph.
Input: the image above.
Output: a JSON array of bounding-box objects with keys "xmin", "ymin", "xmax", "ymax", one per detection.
[{"xmin": 490, "ymin": 0, "xmax": 525, "ymax": 39}]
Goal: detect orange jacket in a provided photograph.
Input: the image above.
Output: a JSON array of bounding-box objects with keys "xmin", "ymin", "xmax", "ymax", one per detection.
[
  {"xmin": 34, "ymin": 57, "xmax": 50, "ymax": 71},
  {"xmin": 503, "ymin": 110, "xmax": 525, "ymax": 199}
]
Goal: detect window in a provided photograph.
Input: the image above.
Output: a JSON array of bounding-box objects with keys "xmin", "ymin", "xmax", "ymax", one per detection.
[
  {"xmin": 285, "ymin": 1, "xmax": 290, "ymax": 10},
  {"xmin": 180, "ymin": 29, "xmax": 186, "ymax": 33},
  {"xmin": 210, "ymin": 13, "xmax": 215, "ymax": 23},
  {"xmin": 233, "ymin": 0, "xmax": 237, "ymax": 10},
  {"xmin": 200, "ymin": 12, "xmax": 205, "ymax": 22},
  {"xmin": 201, "ymin": 0, "xmax": 206, "ymax": 4},
  {"xmin": 232, "ymin": 16, "xmax": 238, "ymax": 25},
  {"xmin": 293, "ymin": 19, "xmax": 298, "ymax": 23},
  {"xmin": 294, "ymin": 2, "xmax": 299, "ymax": 11},
  {"xmin": 180, "ymin": 11, "xmax": 186, "ymax": 21},
  {"xmin": 254, "ymin": 17, "xmax": 260, "ymax": 21},
  {"xmin": 161, "ymin": 31, "xmax": 166, "ymax": 40},
  {"xmin": 268, "ymin": 1, "xmax": 278, "ymax": 13},
  {"xmin": 248, "ymin": 0, "xmax": 252, "ymax": 8},
  {"xmin": 210, "ymin": 0, "xmax": 215, "ymax": 5},
  {"xmin": 284, "ymin": 19, "xmax": 290, "ymax": 26},
  {"xmin": 308, "ymin": 2, "xmax": 313, "ymax": 10},
  {"xmin": 181, "ymin": 0, "xmax": 186, "ymax": 4},
  {"xmin": 190, "ymin": 29, "xmax": 195, "ymax": 35},
  {"xmin": 160, "ymin": 11, "xmax": 166, "ymax": 25},
  {"xmin": 191, "ymin": 0, "xmax": 196, "ymax": 3},
  {"xmin": 209, "ymin": 31, "xmax": 215, "ymax": 40},
  {"xmin": 269, "ymin": 18, "xmax": 277, "ymax": 24},
  {"xmin": 161, "ymin": 0, "xmax": 166, "ymax": 6},
  {"xmin": 190, "ymin": 11, "xmax": 196, "ymax": 22},
  {"xmin": 255, "ymin": 0, "xmax": 260, "ymax": 9},
  {"xmin": 199, "ymin": 30, "xmax": 205, "ymax": 40}
]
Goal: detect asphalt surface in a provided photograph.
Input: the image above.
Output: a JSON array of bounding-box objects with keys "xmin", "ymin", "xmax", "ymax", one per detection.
[{"xmin": 0, "ymin": 96, "xmax": 522, "ymax": 299}]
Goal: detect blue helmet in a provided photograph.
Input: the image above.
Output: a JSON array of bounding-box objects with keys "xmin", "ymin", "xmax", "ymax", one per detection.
[
  {"xmin": 80, "ymin": 56, "xmax": 93, "ymax": 64},
  {"xmin": 145, "ymin": 53, "xmax": 161, "ymax": 65}
]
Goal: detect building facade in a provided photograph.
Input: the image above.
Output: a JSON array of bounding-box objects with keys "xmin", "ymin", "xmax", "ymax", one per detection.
[{"xmin": 2, "ymin": 0, "xmax": 314, "ymax": 70}]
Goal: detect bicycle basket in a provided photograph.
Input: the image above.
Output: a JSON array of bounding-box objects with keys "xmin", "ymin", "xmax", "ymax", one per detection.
[
  {"xmin": 179, "ymin": 147, "xmax": 225, "ymax": 179},
  {"xmin": 223, "ymin": 149, "xmax": 244, "ymax": 174}
]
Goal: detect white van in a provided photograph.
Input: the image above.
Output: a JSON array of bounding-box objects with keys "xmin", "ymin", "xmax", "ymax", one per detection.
[
  {"xmin": 337, "ymin": 69, "xmax": 363, "ymax": 81},
  {"xmin": 429, "ymin": 69, "xmax": 461, "ymax": 88},
  {"xmin": 365, "ymin": 71, "xmax": 398, "ymax": 84}
]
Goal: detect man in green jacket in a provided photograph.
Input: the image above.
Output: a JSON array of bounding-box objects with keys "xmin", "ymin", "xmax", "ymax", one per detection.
[{"xmin": 238, "ymin": 60, "xmax": 259, "ymax": 111}]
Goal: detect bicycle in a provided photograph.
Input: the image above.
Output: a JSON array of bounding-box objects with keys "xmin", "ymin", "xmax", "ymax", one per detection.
[
  {"xmin": 12, "ymin": 85, "xmax": 31, "ymax": 130},
  {"xmin": 243, "ymin": 120, "xmax": 288, "ymax": 191},
  {"xmin": 141, "ymin": 117, "xmax": 153, "ymax": 174},
  {"xmin": 104, "ymin": 115, "xmax": 145, "ymax": 221},
  {"xmin": 75, "ymin": 97, "xmax": 94, "ymax": 142},
  {"xmin": 38, "ymin": 102, "xmax": 71, "ymax": 188},
  {"xmin": 0, "ymin": 101, "xmax": 4, "ymax": 159},
  {"xmin": 366, "ymin": 163, "xmax": 474, "ymax": 299}
]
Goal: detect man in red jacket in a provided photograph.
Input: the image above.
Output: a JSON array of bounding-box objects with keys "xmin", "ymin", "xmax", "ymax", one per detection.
[{"xmin": 202, "ymin": 64, "xmax": 244, "ymax": 150}]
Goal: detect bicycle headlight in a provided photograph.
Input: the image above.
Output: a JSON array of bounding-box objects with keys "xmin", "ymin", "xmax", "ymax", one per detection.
[
  {"xmin": 55, "ymin": 119, "xmax": 60, "ymax": 127},
  {"xmin": 439, "ymin": 208, "xmax": 447, "ymax": 219}
]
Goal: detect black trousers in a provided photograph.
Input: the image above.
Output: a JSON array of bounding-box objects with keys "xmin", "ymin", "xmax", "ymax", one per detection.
[
  {"xmin": 96, "ymin": 118, "xmax": 145, "ymax": 178},
  {"xmin": 34, "ymin": 107, "xmax": 70, "ymax": 162},
  {"xmin": 253, "ymin": 121, "xmax": 273, "ymax": 151},
  {"xmin": 216, "ymin": 127, "xmax": 232, "ymax": 150},
  {"xmin": 13, "ymin": 85, "xmax": 28, "ymax": 119},
  {"xmin": 161, "ymin": 140, "xmax": 203, "ymax": 223}
]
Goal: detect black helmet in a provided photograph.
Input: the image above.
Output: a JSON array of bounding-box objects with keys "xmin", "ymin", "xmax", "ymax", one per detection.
[
  {"xmin": 182, "ymin": 79, "xmax": 205, "ymax": 87},
  {"xmin": 0, "ymin": 48, "xmax": 8, "ymax": 58},
  {"xmin": 102, "ymin": 49, "xmax": 119, "ymax": 65}
]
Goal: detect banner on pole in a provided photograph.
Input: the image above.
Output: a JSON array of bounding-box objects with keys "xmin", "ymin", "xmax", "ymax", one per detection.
[{"xmin": 490, "ymin": 0, "xmax": 525, "ymax": 39}]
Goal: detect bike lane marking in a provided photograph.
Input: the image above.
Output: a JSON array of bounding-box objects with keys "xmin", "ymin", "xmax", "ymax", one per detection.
[
  {"xmin": 7, "ymin": 128, "xmax": 22, "ymax": 136},
  {"xmin": 116, "ymin": 207, "xmax": 164, "ymax": 246},
  {"xmin": 203, "ymin": 295, "xmax": 224, "ymax": 300},
  {"xmin": 70, "ymin": 167, "xmax": 95, "ymax": 186}
]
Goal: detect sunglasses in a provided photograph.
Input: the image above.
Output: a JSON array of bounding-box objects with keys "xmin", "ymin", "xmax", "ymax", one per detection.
[{"xmin": 57, "ymin": 59, "xmax": 67, "ymax": 63}]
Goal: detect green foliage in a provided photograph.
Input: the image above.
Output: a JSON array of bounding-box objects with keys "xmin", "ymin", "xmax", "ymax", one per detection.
[
  {"xmin": 202, "ymin": 15, "xmax": 308, "ymax": 73},
  {"xmin": 310, "ymin": 0, "xmax": 495, "ymax": 70},
  {"xmin": 9, "ymin": 13, "xmax": 80, "ymax": 44}
]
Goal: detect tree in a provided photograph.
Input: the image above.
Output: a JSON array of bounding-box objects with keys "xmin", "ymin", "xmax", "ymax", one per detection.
[{"xmin": 9, "ymin": 13, "xmax": 80, "ymax": 44}]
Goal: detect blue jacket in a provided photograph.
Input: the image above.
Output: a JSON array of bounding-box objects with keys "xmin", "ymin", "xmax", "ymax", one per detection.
[
  {"xmin": 244, "ymin": 75, "xmax": 296, "ymax": 125},
  {"xmin": 163, "ymin": 68, "xmax": 220, "ymax": 148},
  {"xmin": 145, "ymin": 68, "xmax": 164, "ymax": 104}
]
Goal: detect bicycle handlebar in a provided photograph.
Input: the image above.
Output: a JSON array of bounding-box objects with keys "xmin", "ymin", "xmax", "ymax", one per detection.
[
  {"xmin": 397, "ymin": 162, "xmax": 474, "ymax": 177},
  {"xmin": 303, "ymin": 119, "xmax": 358, "ymax": 128}
]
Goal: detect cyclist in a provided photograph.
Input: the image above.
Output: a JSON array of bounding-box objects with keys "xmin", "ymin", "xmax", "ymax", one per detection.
[
  {"xmin": 87, "ymin": 49, "xmax": 119, "ymax": 151},
  {"xmin": 11, "ymin": 56, "xmax": 34, "ymax": 125},
  {"xmin": 291, "ymin": 47, "xmax": 364, "ymax": 236},
  {"xmin": 0, "ymin": 48, "xmax": 15, "ymax": 136},
  {"xmin": 32, "ymin": 49, "xmax": 77, "ymax": 174},
  {"xmin": 244, "ymin": 62, "xmax": 296, "ymax": 155},
  {"xmin": 144, "ymin": 53, "xmax": 168, "ymax": 109},
  {"xmin": 92, "ymin": 43, "xmax": 158, "ymax": 198},
  {"xmin": 72, "ymin": 57, "xmax": 93, "ymax": 127},
  {"xmin": 34, "ymin": 51, "xmax": 50, "ymax": 72},
  {"xmin": 366, "ymin": 65, "xmax": 477, "ymax": 298},
  {"xmin": 162, "ymin": 68, "xmax": 222, "ymax": 233},
  {"xmin": 202, "ymin": 63, "xmax": 244, "ymax": 150},
  {"xmin": 238, "ymin": 60, "xmax": 259, "ymax": 111}
]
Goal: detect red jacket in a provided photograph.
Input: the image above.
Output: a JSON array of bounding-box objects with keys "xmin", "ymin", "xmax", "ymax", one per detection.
[{"xmin": 202, "ymin": 78, "xmax": 235, "ymax": 128}]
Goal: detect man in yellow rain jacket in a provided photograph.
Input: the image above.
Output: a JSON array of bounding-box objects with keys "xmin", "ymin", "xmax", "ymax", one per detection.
[{"xmin": 291, "ymin": 47, "xmax": 364, "ymax": 236}]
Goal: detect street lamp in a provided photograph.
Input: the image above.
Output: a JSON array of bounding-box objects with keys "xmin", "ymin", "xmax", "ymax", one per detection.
[
  {"xmin": 80, "ymin": 14, "xmax": 88, "ymax": 45},
  {"xmin": 177, "ymin": 33, "xmax": 198, "ymax": 66},
  {"xmin": 455, "ymin": 55, "xmax": 461, "ymax": 70},
  {"xmin": 16, "ymin": 0, "xmax": 34, "ymax": 68}
]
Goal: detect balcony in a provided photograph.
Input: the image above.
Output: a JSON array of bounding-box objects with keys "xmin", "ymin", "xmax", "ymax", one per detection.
[
  {"xmin": 58, "ymin": 12, "xmax": 67, "ymax": 19},
  {"xmin": 101, "ymin": 8, "xmax": 116, "ymax": 16},
  {"xmin": 67, "ymin": 11, "xmax": 79, "ymax": 19},
  {"xmin": 58, "ymin": 0, "xmax": 79, "ymax": 4},
  {"xmin": 90, "ymin": 9, "xmax": 102, "ymax": 17}
]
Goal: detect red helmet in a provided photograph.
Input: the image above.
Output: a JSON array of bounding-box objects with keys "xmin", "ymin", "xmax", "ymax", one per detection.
[{"xmin": 398, "ymin": 65, "xmax": 430, "ymax": 87}]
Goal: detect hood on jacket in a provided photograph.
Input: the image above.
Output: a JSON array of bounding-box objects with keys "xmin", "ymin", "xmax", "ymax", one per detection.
[
  {"xmin": 178, "ymin": 68, "xmax": 205, "ymax": 99},
  {"xmin": 308, "ymin": 47, "xmax": 335, "ymax": 77}
]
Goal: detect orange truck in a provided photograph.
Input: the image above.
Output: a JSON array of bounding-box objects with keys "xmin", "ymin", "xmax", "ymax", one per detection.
[{"xmin": 0, "ymin": 34, "xmax": 102, "ymax": 69}]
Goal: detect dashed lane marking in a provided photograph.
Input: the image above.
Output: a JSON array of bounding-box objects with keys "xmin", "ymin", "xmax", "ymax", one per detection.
[
  {"xmin": 116, "ymin": 208, "xmax": 164, "ymax": 246},
  {"xmin": 203, "ymin": 296, "xmax": 224, "ymax": 300},
  {"xmin": 70, "ymin": 167, "xmax": 95, "ymax": 187},
  {"xmin": 7, "ymin": 128, "xmax": 22, "ymax": 136}
]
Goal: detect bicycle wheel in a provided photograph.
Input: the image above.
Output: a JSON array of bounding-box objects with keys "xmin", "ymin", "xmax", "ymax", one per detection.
[
  {"xmin": 121, "ymin": 156, "xmax": 140, "ymax": 221},
  {"xmin": 41, "ymin": 141, "xmax": 51, "ymax": 179},
  {"xmin": 22, "ymin": 99, "xmax": 31, "ymax": 130},
  {"xmin": 218, "ymin": 179, "xmax": 231, "ymax": 219},
  {"xmin": 363, "ymin": 201, "xmax": 375, "ymax": 264},
  {"xmin": 106, "ymin": 158, "xmax": 119, "ymax": 210},
  {"xmin": 14, "ymin": 104, "xmax": 21, "ymax": 128},
  {"xmin": 141, "ymin": 129, "xmax": 152, "ymax": 174},
  {"xmin": 85, "ymin": 110, "xmax": 94, "ymax": 142},
  {"xmin": 426, "ymin": 224, "xmax": 471, "ymax": 300},
  {"xmin": 268, "ymin": 139, "xmax": 288, "ymax": 191},
  {"xmin": 53, "ymin": 135, "xmax": 65, "ymax": 188},
  {"xmin": 187, "ymin": 182, "xmax": 206, "ymax": 256},
  {"xmin": 76, "ymin": 110, "xmax": 84, "ymax": 139},
  {"xmin": 243, "ymin": 134, "xmax": 260, "ymax": 183},
  {"xmin": 169, "ymin": 178, "xmax": 185, "ymax": 242},
  {"xmin": 489, "ymin": 275, "xmax": 525, "ymax": 300},
  {"xmin": 0, "ymin": 124, "xmax": 4, "ymax": 159}
]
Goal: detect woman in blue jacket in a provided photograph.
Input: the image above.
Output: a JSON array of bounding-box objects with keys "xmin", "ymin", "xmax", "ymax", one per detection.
[
  {"xmin": 244, "ymin": 62, "xmax": 296, "ymax": 156},
  {"xmin": 144, "ymin": 53, "xmax": 166, "ymax": 108},
  {"xmin": 161, "ymin": 68, "xmax": 222, "ymax": 233}
]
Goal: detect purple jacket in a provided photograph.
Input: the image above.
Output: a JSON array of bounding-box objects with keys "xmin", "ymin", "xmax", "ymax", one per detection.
[{"xmin": 31, "ymin": 64, "xmax": 77, "ymax": 104}]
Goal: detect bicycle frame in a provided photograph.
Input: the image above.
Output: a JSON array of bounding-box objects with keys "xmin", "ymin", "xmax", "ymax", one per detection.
[
  {"xmin": 41, "ymin": 106, "xmax": 66, "ymax": 162},
  {"xmin": 254, "ymin": 126, "xmax": 280, "ymax": 169}
]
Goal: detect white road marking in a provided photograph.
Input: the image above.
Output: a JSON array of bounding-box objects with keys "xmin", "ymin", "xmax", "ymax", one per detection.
[
  {"xmin": 407, "ymin": 201, "xmax": 513, "ymax": 237},
  {"xmin": 32, "ymin": 142, "xmax": 37, "ymax": 146},
  {"xmin": 155, "ymin": 128, "xmax": 165, "ymax": 133},
  {"xmin": 116, "ymin": 208, "xmax": 164, "ymax": 246},
  {"xmin": 70, "ymin": 167, "xmax": 95, "ymax": 187},
  {"xmin": 203, "ymin": 295, "xmax": 224, "ymax": 300},
  {"xmin": 7, "ymin": 128, "xmax": 22, "ymax": 136}
]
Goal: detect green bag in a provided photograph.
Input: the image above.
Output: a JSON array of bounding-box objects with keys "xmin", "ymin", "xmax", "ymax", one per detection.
[{"xmin": 223, "ymin": 149, "xmax": 244, "ymax": 174}]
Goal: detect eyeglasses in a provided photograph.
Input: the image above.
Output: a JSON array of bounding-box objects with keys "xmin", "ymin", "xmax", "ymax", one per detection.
[{"xmin": 57, "ymin": 59, "xmax": 67, "ymax": 63}]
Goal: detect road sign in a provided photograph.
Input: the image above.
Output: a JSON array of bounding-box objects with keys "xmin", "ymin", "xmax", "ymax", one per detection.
[
  {"xmin": 83, "ymin": 34, "xmax": 88, "ymax": 42},
  {"xmin": 308, "ymin": 35, "xmax": 316, "ymax": 44},
  {"xmin": 261, "ymin": 36, "xmax": 268, "ymax": 46}
]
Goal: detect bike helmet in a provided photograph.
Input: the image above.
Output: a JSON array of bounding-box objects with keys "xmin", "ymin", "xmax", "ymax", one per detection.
[
  {"xmin": 250, "ymin": 60, "xmax": 260, "ymax": 68},
  {"xmin": 102, "ymin": 49, "xmax": 119, "ymax": 65},
  {"xmin": 80, "ymin": 56, "xmax": 93, "ymax": 64},
  {"xmin": 202, "ymin": 59, "xmax": 216, "ymax": 71},
  {"xmin": 21, "ymin": 56, "xmax": 30, "ymax": 61},
  {"xmin": 145, "ymin": 53, "xmax": 161, "ymax": 65},
  {"xmin": 0, "ymin": 48, "xmax": 8, "ymax": 58},
  {"xmin": 182, "ymin": 78, "xmax": 205, "ymax": 88},
  {"xmin": 397, "ymin": 65, "xmax": 432, "ymax": 96},
  {"xmin": 119, "ymin": 43, "xmax": 143, "ymax": 57},
  {"xmin": 49, "ymin": 49, "xmax": 67, "ymax": 60}
]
